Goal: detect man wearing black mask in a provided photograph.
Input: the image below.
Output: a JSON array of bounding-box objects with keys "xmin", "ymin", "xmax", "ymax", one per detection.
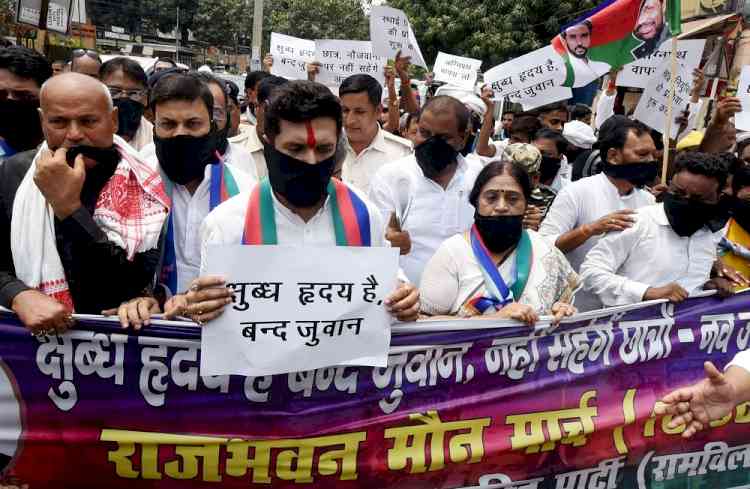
[
  {"xmin": 540, "ymin": 119, "xmax": 657, "ymax": 311},
  {"xmin": 100, "ymin": 57, "xmax": 152, "ymax": 151},
  {"xmin": 191, "ymin": 72, "xmax": 257, "ymax": 177},
  {"xmin": 0, "ymin": 73, "xmax": 169, "ymax": 334},
  {"xmin": 0, "ymin": 46, "xmax": 52, "ymax": 160},
  {"xmin": 141, "ymin": 73, "xmax": 255, "ymax": 301},
  {"xmin": 369, "ymin": 95, "xmax": 483, "ymax": 285},
  {"xmin": 581, "ymin": 152, "xmax": 729, "ymax": 307},
  {"xmin": 180, "ymin": 81, "xmax": 419, "ymax": 325}
]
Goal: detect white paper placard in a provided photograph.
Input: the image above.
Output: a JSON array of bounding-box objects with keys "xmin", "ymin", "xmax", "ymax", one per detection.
[
  {"xmin": 201, "ymin": 245, "xmax": 399, "ymax": 376},
  {"xmin": 369, "ymin": 6, "xmax": 427, "ymax": 68},
  {"xmin": 483, "ymin": 46, "xmax": 572, "ymax": 111},
  {"xmin": 315, "ymin": 40, "xmax": 386, "ymax": 88},
  {"xmin": 633, "ymin": 60, "xmax": 695, "ymax": 139},
  {"xmin": 433, "ymin": 52, "xmax": 482, "ymax": 90},
  {"xmin": 270, "ymin": 32, "xmax": 316, "ymax": 80},
  {"xmin": 734, "ymin": 65, "xmax": 750, "ymax": 132},
  {"xmin": 619, "ymin": 39, "xmax": 706, "ymax": 89}
]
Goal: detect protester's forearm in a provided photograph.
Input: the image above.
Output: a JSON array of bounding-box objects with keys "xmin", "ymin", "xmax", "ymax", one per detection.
[
  {"xmin": 0, "ymin": 274, "xmax": 30, "ymax": 310},
  {"xmin": 476, "ymin": 113, "xmax": 496, "ymax": 158},
  {"xmin": 700, "ymin": 120, "xmax": 728, "ymax": 153},
  {"xmin": 387, "ymin": 82, "xmax": 400, "ymax": 135},
  {"xmin": 555, "ymin": 224, "xmax": 593, "ymax": 253}
]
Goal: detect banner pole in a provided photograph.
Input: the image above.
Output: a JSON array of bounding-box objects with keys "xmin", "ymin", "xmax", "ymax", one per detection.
[{"xmin": 661, "ymin": 36, "xmax": 679, "ymax": 185}]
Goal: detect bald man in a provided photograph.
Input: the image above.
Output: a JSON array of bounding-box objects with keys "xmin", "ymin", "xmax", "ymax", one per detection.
[{"xmin": 0, "ymin": 73, "xmax": 170, "ymax": 335}]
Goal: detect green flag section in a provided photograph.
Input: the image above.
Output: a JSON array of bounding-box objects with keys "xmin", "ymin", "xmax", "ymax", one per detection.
[
  {"xmin": 552, "ymin": 0, "xmax": 677, "ymax": 88},
  {"xmin": 667, "ymin": 0, "xmax": 682, "ymax": 36}
]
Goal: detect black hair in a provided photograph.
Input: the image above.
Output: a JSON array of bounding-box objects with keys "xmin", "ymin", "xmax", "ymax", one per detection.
[
  {"xmin": 405, "ymin": 111, "xmax": 420, "ymax": 129},
  {"xmin": 469, "ymin": 160, "xmax": 532, "ymax": 207},
  {"xmin": 257, "ymin": 75, "xmax": 288, "ymax": 105},
  {"xmin": 534, "ymin": 128, "xmax": 568, "ymax": 156},
  {"xmin": 190, "ymin": 71, "xmax": 228, "ymax": 109},
  {"xmin": 99, "ymin": 57, "xmax": 147, "ymax": 87},
  {"xmin": 150, "ymin": 73, "xmax": 214, "ymax": 120},
  {"xmin": 339, "ymin": 74, "xmax": 383, "ymax": 107},
  {"xmin": 561, "ymin": 19, "xmax": 593, "ymax": 38},
  {"xmin": 422, "ymin": 95, "xmax": 471, "ymax": 133},
  {"xmin": 264, "ymin": 81, "xmax": 342, "ymax": 141},
  {"xmin": 598, "ymin": 118, "xmax": 651, "ymax": 161},
  {"xmin": 502, "ymin": 110, "xmax": 515, "ymax": 117},
  {"xmin": 570, "ymin": 103, "xmax": 592, "ymax": 121},
  {"xmin": 52, "ymin": 59, "xmax": 66, "ymax": 66},
  {"xmin": 245, "ymin": 70, "xmax": 271, "ymax": 91},
  {"xmin": 0, "ymin": 46, "xmax": 52, "ymax": 88},
  {"xmin": 510, "ymin": 115, "xmax": 543, "ymax": 141},
  {"xmin": 224, "ymin": 79, "xmax": 240, "ymax": 105},
  {"xmin": 650, "ymin": 129, "xmax": 664, "ymax": 151},
  {"xmin": 717, "ymin": 152, "xmax": 741, "ymax": 177},
  {"xmin": 673, "ymin": 152, "xmax": 728, "ymax": 191},
  {"xmin": 537, "ymin": 101, "xmax": 569, "ymax": 116},
  {"xmin": 732, "ymin": 164, "xmax": 750, "ymax": 195}
]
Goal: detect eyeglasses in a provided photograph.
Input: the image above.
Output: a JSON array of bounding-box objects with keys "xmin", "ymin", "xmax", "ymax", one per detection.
[
  {"xmin": 107, "ymin": 86, "xmax": 147, "ymax": 101},
  {"xmin": 212, "ymin": 108, "xmax": 227, "ymax": 123},
  {"xmin": 0, "ymin": 88, "xmax": 38, "ymax": 103},
  {"xmin": 72, "ymin": 49, "xmax": 102, "ymax": 63}
]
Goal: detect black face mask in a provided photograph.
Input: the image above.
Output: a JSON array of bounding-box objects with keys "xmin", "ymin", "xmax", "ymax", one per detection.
[
  {"xmin": 264, "ymin": 143, "xmax": 336, "ymax": 208},
  {"xmin": 65, "ymin": 145, "xmax": 121, "ymax": 203},
  {"xmin": 113, "ymin": 98, "xmax": 145, "ymax": 141},
  {"xmin": 154, "ymin": 131, "xmax": 218, "ymax": 185},
  {"xmin": 731, "ymin": 197, "xmax": 750, "ymax": 232},
  {"xmin": 602, "ymin": 160, "xmax": 658, "ymax": 188},
  {"xmin": 663, "ymin": 192, "xmax": 718, "ymax": 237},
  {"xmin": 0, "ymin": 98, "xmax": 44, "ymax": 152},
  {"xmin": 415, "ymin": 136, "xmax": 459, "ymax": 179},
  {"xmin": 540, "ymin": 156, "xmax": 562, "ymax": 183},
  {"xmin": 474, "ymin": 212, "xmax": 524, "ymax": 254}
]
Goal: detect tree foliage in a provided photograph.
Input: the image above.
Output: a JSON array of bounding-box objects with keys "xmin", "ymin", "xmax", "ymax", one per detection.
[
  {"xmin": 386, "ymin": 0, "xmax": 599, "ymax": 70},
  {"xmin": 0, "ymin": 0, "xmax": 15, "ymax": 37}
]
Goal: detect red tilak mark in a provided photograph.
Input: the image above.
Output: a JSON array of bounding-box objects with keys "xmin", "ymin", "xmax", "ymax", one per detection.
[{"xmin": 305, "ymin": 121, "xmax": 317, "ymax": 149}]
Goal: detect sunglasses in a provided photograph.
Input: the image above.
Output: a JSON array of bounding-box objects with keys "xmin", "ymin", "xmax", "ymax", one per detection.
[{"xmin": 72, "ymin": 49, "xmax": 102, "ymax": 63}]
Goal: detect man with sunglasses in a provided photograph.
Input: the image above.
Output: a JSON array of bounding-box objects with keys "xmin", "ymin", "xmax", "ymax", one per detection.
[
  {"xmin": 100, "ymin": 57, "xmax": 153, "ymax": 151},
  {"xmin": 70, "ymin": 49, "xmax": 102, "ymax": 79},
  {"xmin": 0, "ymin": 46, "xmax": 52, "ymax": 160}
]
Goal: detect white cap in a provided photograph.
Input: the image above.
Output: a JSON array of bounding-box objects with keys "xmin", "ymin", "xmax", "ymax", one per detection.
[
  {"xmin": 197, "ymin": 65, "xmax": 213, "ymax": 73},
  {"xmin": 563, "ymin": 120, "xmax": 596, "ymax": 149},
  {"xmin": 460, "ymin": 93, "xmax": 486, "ymax": 118}
]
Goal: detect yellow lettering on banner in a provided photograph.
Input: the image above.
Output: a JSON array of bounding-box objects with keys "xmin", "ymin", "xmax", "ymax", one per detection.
[
  {"xmin": 505, "ymin": 390, "xmax": 597, "ymax": 454},
  {"xmin": 100, "ymin": 429, "xmax": 366, "ymax": 483},
  {"xmin": 225, "ymin": 439, "xmax": 274, "ymax": 483},
  {"xmin": 734, "ymin": 402, "xmax": 750, "ymax": 423},
  {"xmin": 612, "ymin": 389, "xmax": 637, "ymax": 455},
  {"xmin": 384, "ymin": 411, "xmax": 490, "ymax": 474},
  {"xmin": 661, "ymin": 415, "xmax": 686, "ymax": 435},
  {"xmin": 709, "ymin": 411, "xmax": 733, "ymax": 428},
  {"xmin": 100, "ymin": 429, "xmax": 226, "ymax": 480}
]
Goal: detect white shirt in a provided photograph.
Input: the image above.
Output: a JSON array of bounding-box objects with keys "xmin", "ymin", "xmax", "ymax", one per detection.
[
  {"xmin": 141, "ymin": 146, "xmax": 256, "ymax": 292},
  {"xmin": 341, "ymin": 127, "xmax": 412, "ymax": 195},
  {"xmin": 580, "ymin": 203, "xmax": 721, "ymax": 308},
  {"xmin": 539, "ymin": 172, "xmax": 655, "ymax": 311},
  {"xmin": 595, "ymin": 92, "xmax": 616, "ymax": 130},
  {"xmin": 368, "ymin": 153, "xmax": 483, "ymax": 285},
  {"xmin": 224, "ymin": 142, "xmax": 258, "ymax": 179},
  {"xmin": 200, "ymin": 181, "xmax": 388, "ymax": 269},
  {"xmin": 129, "ymin": 117, "xmax": 154, "ymax": 152},
  {"xmin": 727, "ymin": 349, "xmax": 750, "ymax": 374},
  {"xmin": 230, "ymin": 125, "xmax": 267, "ymax": 179}
]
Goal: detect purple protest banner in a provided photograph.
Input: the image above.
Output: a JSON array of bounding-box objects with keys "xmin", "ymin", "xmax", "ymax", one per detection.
[{"xmin": 1, "ymin": 292, "xmax": 750, "ymax": 488}]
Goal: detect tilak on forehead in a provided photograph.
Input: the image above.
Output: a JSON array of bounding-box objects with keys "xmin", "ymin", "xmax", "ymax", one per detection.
[{"xmin": 305, "ymin": 121, "xmax": 316, "ymax": 149}]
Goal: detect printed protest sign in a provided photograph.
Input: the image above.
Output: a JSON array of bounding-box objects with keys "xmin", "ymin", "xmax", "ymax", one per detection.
[
  {"xmin": 633, "ymin": 60, "xmax": 695, "ymax": 139},
  {"xmin": 483, "ymin": 46, "xmax": 572, "ymax": 110},
  {"xmin": 315, "ymin": 40, "xmax": 386, "ymax": 88},
  {"xmin": 202, "ymin": 245, "xmax": 399, "ymax": 376},
  {"xmin": 735, "ymin": 65, "xmax": 750, "ymax": 132},
  {"xmin": 369, "ymin": 5, "xmax": 427, "ymax": 68},
  {"xmin": 433, "ymin": 52, "xmax": 482, "ymax": 90},
  {"xmin": 618, "ymin": 39, "xmax": 706, "ymax": 89},
  {"xmin": 270, "ymin": 32, "xmax": 316, "ymax": 80}
]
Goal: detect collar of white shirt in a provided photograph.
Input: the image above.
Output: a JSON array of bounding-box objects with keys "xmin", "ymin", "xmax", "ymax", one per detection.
[{"xmin": 345, "ymin": 126, "xmax": 388, "ymax": 157}]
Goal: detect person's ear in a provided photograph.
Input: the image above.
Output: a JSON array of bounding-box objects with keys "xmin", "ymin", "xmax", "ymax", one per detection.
[{"xmin": 607, "ymin": 147, "xmax": 622, "ymax": 165}]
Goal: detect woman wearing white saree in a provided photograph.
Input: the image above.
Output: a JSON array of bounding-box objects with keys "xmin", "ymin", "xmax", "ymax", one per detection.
[{"xmin": 419, "ymin": 160, "xmax": 581, "ymax": 325}]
